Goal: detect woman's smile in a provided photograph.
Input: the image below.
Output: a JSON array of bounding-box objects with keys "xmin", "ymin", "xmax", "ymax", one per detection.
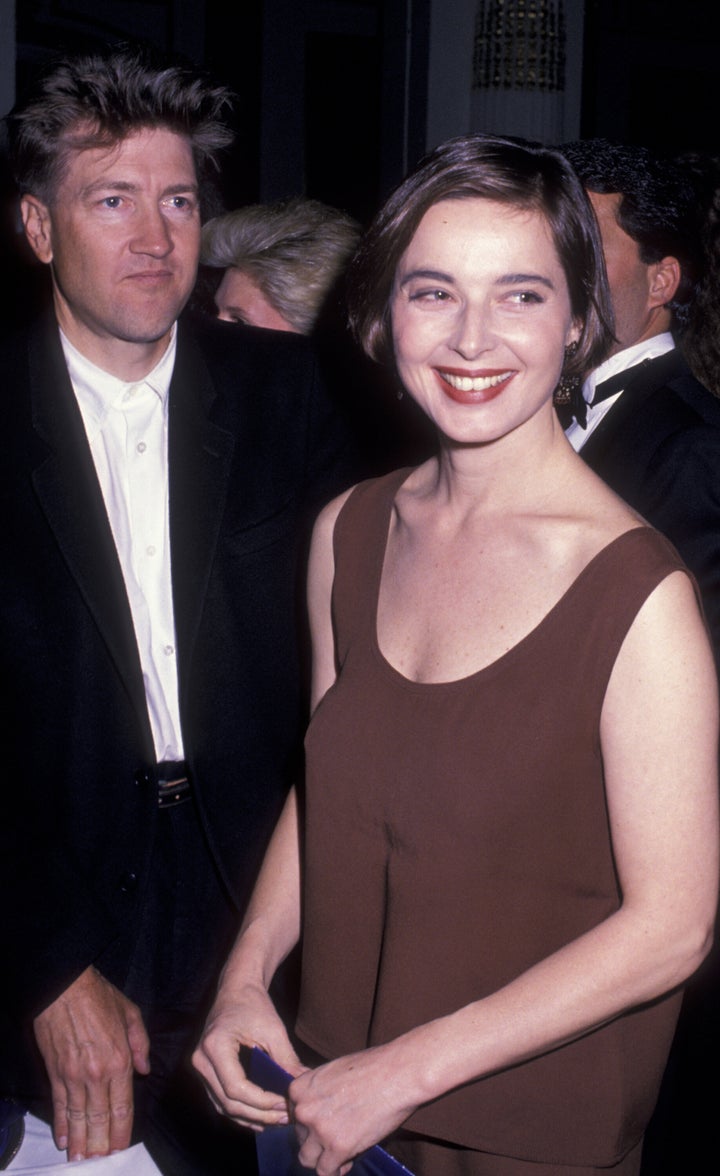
[{"xmin": 434, "ymin": 367, "xmax": 517, "ymax": 403}]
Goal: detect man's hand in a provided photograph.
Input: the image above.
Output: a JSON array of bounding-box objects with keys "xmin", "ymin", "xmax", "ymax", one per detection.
[{"xmin": 33, "ymin": 965, "xmax": 150, "ymax": 1161}]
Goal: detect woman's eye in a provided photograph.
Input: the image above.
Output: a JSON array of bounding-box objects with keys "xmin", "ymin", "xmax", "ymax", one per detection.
[{"xmin": 410, "ymin": 288, "xmax": 453, "ymax": 303}]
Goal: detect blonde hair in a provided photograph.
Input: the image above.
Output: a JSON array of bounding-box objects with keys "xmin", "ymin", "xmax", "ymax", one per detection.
[{"xmin": 201, "ymin": 198, "xmax": 361, "ymax": 333}]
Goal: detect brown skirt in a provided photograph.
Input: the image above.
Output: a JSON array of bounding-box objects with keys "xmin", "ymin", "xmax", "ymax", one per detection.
[{"xmin": 387, "ymin": 1133, "xmax": 644, "ymax": 1176}]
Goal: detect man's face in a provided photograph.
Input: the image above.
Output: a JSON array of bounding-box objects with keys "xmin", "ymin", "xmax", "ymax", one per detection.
[
  {"xmin": 21, "ymin": 126, "xmax": 201, "ymax": 375},
  {"xmin": 588, "ymin": 190, "xmax": 672, "ymax": 355}
]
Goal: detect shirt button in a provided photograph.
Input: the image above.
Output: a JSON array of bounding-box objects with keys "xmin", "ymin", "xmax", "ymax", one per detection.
[
  {"xmin": 164, "ymin": 644, "xmax": 175, "ymax": 656},
  {"xmin": 146, "ymin": 545, "xmax": 156, "ymax": 556},
  {"xmin": 137, "ymin": 441, "xmax": 147, "ymax": 453}
]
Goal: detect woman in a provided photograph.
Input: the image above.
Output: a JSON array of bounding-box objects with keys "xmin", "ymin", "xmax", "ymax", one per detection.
[
  {"xmin": 193, "ymin": 135, "xmax": 719, "ymax": 1176},
  {"xmin": 199, "ymin": 198, "xmax": 361, "ymax": 332}
]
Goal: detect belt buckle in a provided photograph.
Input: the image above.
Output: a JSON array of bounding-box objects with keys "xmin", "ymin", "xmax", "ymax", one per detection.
[{"xmin": 157, "ymin": 774, "xmax": 191, "ymax": 808}]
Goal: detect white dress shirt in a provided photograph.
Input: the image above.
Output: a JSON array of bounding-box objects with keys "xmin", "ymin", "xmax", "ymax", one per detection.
[
  {"xmin": 565, "ymin": 332, "xmax": 676, "ymax": 453},
  {"xmin": 61, "ymin": 329, "xmax": 184, "ymax": 762}
]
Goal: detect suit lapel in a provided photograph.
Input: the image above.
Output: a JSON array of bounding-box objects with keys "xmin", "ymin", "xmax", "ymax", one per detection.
[
  {"xmin": 28, "ymin": 321, "xmax": 153, "ymax": 746},
  {"xmin": 580, "ymin": 350, "xmax": 686, "ymax": 467},
  {"xmin": 167, "ymin": 323, "xmax": 235, "ymax": 707}
]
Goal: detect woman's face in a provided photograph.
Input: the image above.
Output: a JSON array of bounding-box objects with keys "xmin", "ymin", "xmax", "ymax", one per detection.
[
  {"xmin": 214, "ymin": 266, "xmax": 300, "ymax": 332},
  {"xmin": 390, "ymin": 197, "xmax": 580, "ymax": 445}
]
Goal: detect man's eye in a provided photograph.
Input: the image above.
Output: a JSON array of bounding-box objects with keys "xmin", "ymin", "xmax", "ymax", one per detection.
[
  {"xmin": 166, "ymin": 196, "xmax": 195, "ymax": 211},
  {"xmin": 101, "ymin": 196, "xmax": 123, "ymax": 209}
]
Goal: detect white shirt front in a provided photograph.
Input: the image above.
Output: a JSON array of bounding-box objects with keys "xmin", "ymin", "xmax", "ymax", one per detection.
[
  {"xmin": 61, "ymin": 329, "xmax": 184, "ymax": 761},
  {"xmin": 565, "ymin": 332, "xmax": 676, "ymax": 453}
]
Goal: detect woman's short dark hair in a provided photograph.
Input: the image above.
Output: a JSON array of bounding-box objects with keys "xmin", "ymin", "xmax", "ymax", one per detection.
[
  {"xmin": 6, "ymin": 42, "xmax": 234, "ymax": 204},
  {"xmin": 348, "ymin": 133, "xmax": 614, "ymax": 378}
]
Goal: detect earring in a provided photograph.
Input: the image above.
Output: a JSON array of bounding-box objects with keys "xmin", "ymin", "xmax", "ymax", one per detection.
[{"xmin": 554, "ymin": 341, "xmax": 580, "ymax": 406}]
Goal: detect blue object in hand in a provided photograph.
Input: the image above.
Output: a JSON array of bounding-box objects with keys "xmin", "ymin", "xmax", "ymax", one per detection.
[{"xmin": 248, "ymin": 1047, "xmax": 415, "ymax": 1175}]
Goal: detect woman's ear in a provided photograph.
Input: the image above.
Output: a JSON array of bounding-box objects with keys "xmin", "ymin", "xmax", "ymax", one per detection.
[
  {"xmin": 20, "ymin": 195, "xmax": 54, "ymax": 265},
  {"xmin": 566, "ymin": 318, "xmax": 583, "ymax": 349}
]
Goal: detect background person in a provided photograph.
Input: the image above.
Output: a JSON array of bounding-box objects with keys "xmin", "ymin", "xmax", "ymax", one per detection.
[
  {"xmin": 559, "ymin": 139, "xmax": 720, "ymax": 668},
  {"xmin": 199, "ymin": 195, "xmax": 434, "ymax": 474},
  {"xmin": 194, "ymin": 134, "xmax": 719, "ymax": 1176},
  {"xmin": 559, "ymin": 136, "xmax": 720, "ymax": 1176},
  {"xmin": 199, "ymin": 197, "xmax": 361, "ymax": 332},
  {"xmin": 673, "ymin": 147, "xmax": 720, "ymax": 399}
]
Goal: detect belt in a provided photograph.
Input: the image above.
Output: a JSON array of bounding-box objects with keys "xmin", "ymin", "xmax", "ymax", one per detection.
[{"xmin": 156, "ymin": 760, "xmax": 191, "ymax": 808}]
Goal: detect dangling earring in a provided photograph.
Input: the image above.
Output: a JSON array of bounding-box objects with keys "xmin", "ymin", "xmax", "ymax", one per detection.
[{"xmin": 554, "ymin": 340, "xmax": 580, "ymax": 406}]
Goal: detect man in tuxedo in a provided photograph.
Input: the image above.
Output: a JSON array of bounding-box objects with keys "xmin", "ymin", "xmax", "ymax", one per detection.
[
  {"xmin": 560, "ymin": 138, "xmax": 720, "ymax": 1175},
  {"xmin": 0, "ymin": 44, "xmax": 353, "ymax": 1174},
  {"xmin": 560, "ymin": 139, "xmax": 720, "ymax": 666}
]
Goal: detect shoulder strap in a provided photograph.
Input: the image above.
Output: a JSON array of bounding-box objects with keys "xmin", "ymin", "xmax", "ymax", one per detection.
[
  {"xmin": 549, "ymin": 526, "xmax": 696, "ymax": 724},
  {"xmin": 331, "ymin": 469, "xmax": 410, "ymax": 667}
]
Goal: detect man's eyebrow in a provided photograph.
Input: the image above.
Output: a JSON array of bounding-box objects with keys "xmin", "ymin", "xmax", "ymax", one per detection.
[
  {"xmin": 161, "ymin": 183, "xmax": 200, "ymax": 197},
  {"xmin": 80, "ymin": 180, "xmax": 200, "ymax": 197}
]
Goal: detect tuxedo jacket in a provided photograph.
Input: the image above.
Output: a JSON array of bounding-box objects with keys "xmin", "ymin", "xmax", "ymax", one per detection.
[
  {"xmin": 0, "ymin": 312, "xmax": 355, "ymax": 1062},
  {"xmin": 578, "ymin": 348, "xmax": 720, "ymax": 666}
]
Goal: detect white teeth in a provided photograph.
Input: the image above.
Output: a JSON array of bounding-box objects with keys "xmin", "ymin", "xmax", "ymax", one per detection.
[{"xmin": 440, "ymin": 370, "xmax": 513, "ymax": 393}]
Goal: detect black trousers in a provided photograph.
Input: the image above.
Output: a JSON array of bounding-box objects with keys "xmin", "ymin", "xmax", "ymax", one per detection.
[{"xmin": 116, "ymin": 796, "xmax": 258, "ymax": 1176}]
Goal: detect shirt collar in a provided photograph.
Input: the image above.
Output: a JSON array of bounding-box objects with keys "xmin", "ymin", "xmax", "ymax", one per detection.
[
  {"xmin": 582, "ymin": 332, "xmax": 676, "ymax": 405},
  {"xmin": 60, "ymin": 325, "xmax": 177, "ymax": 428}
]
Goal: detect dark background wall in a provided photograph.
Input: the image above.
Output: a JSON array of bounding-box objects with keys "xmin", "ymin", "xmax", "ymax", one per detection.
[
  {"xmin": 1, "ymin": 0, "xmax": 718, "ymax": 327},
  {"xmin": 581, "ymin": 0, "xmax": 716, "ymax": 155},
  {"xmin": 5, "ymin": 1, "xmax": 719, "ymax": 224}
]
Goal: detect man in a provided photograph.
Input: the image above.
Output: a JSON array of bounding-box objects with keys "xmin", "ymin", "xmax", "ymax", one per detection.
[
  {"xmin": 560, "ymin": 139, "xmax": 720, "ymax": 665},
  {"xmin": 0, "ymin": 44, "xmax": 354, "ymax": 1174},
  {"xmin": 560, "ymin": 138, "xmax": 720, "ymax": 1176}
]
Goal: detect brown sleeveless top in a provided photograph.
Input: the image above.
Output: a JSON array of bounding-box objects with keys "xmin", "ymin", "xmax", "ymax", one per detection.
[{"xmin": 296, "ymin": 468, "xmax": 688, "ymax": 1166}]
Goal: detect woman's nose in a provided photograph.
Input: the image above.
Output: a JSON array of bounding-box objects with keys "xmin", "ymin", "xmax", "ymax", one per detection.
[{"xmin": 450, "ymin": 304, "xmax": 494, "ymax": 359}]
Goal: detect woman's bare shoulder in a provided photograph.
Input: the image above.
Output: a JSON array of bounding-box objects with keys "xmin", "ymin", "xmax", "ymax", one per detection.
[{"xmin": 562, "ymin": 454, "xmax": 649, "ymax": 549}]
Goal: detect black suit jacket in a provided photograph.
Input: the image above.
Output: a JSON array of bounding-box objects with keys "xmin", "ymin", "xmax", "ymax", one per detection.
[
  {"xmin": 0, "ymin": 312, "xmax": 355, "ymax": 1084},
  {"xmin": 577, "ymin": 348, "xmax": 720, "ymax": 665}
]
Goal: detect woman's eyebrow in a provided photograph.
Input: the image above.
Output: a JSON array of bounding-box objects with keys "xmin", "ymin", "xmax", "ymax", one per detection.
[
  {"xmin": 398, "ymin": 268, "xmax": 455, "ymax": 287},
  {"xmin": 398, "ymin": 269, "xmax": 557, "ymax": 290},
  {"xmin": 496, "ymin": 272, "xmax": 556, "ymax": 289}
]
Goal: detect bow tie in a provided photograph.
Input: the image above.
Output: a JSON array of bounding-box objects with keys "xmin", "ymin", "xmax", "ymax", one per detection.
[{"xmin": 571, "ymin": 358, "xmax": 653, "ymax": 429}]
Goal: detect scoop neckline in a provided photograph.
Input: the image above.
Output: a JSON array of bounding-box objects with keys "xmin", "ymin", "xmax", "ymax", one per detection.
[{"xmin": 368, "ymin": 471, "xmax": 649, "ymax": 690}]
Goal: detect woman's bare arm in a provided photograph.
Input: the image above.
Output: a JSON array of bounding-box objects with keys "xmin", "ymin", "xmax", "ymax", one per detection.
[
  {"xmin": 290, "ymin": 570, "xmax": 719, "ymax": 1174},
  {"xmin": 193, "ymin": 490, "xmax": 352, "ymax": 1126}
]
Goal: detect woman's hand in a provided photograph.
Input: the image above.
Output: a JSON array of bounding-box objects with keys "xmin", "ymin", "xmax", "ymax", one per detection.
[
  {"xmin": 289, "ymin": 1042, "xmax": 423, "ymax": 1176},
  {"xmin": 192, "ymin": 981, "xmax": 304, "ymax": 1129}
]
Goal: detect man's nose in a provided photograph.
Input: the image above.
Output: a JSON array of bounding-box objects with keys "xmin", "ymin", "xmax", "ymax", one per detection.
[{"xmin": 129, "ymin": 206, "xmax": 173, "ymax": 256}]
